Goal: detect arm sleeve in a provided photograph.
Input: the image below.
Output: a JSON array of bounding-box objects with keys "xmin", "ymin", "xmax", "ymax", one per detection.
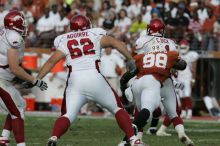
[
  {"xmin": 6, "ymin": 30, "xmax": 24, "ymax": 49},
  {"xmin": 54, "ymin": 36, "xmax": 68, "ymax": 55},
  {"xmin": 120, "ymin": 69, "xmax": 138, "ymax": 93}
]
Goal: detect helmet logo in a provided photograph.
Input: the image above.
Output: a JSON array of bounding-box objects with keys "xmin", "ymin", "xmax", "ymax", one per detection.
[{"xmin": 13, "ymin": 15, "xmax": 24, "ymax": 25}]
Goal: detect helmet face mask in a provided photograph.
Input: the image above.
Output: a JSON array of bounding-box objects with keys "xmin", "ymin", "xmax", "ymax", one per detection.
[
  {"xmin": 4, "ymin": 10, "xmax": 28, "ymax": 37},
  {"xmin": 179, "ymin": 39, "xmax": 189, "ymax": 54},
  {"xmin": 70, "ymin": 15, "xmax": 91, "ymax": 31},
  {"xmin": 147, "ymin": 18, "xmax": 165, "ymax": 37}
]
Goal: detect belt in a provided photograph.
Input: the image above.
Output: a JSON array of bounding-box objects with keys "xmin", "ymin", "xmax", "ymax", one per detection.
[{"xmin": 0, "ymin": 64, "xmax": 9, "ymax": 69}]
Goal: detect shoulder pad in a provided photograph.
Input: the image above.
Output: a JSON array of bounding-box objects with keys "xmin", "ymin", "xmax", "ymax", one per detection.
[
  {"xmin": 6, "ymin": 30, "xmax": 24, "ymax": 48},
  {"xmin": 135, "ymin": 35, "xmax": 154, "ymax": 50},
  {"xmin": 89, "ymin": 28, "xmax": 107, "ymax": 36}
]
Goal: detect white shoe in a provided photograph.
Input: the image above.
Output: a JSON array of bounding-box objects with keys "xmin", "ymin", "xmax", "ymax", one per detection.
[
  {"xmin": 47, "ymin": 136, "xmax": 57, "ymax": 146},
  {"xmin": 178, "ymin": 133, "xmax": 194, "ymax": 146},
  {"xmin": 146, "ymin": 127, "xmax": 157, "ymax": 135},
  {"xmin": 130, "ymin": 137, "xmax": 149, "ymax": 146},
  {"xmin": 0, "ymin": 137, "xmax": 9, "ymax": 146},
  {"xmin": 117, "ymin": 141, "xmax": 127, "ymax": 146},
  {"xmin": 156, "ymin": 130, "xmax": 172, "ymax": 136}
]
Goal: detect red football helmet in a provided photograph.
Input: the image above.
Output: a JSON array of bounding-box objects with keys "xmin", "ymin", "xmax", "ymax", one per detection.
[
  {"xmin": 179, "ymin": 39, "xmax": 189, "ymax": 54},
  {"xmin": 147, "ymin": 18, "xmax": 165, "ymax": 37},
  {"xmin": 4, "ymin": 10, "xmax": 28, "ymax": 36},
  {"xmin": 70, "ymin": 15, "xmax": 91, "ymax": 31}
]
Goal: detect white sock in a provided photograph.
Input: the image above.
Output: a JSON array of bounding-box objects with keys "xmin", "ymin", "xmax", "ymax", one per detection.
[
  {"xmin": 187, "ymin": 109, "xmax": 192, "ymax": 118},
  {"xmin": 137, "ymin": 132, "xmax": 143, "ymax": 140},
  {"xmin": 1, "ymin": 129, "xmax": 10, "ymax": 139},
  {"xmin": 175, "ymin": 124, "xmax": 185, "ymax": 135},
  {"xmin": 17, "ymin": 142, "xmax": 26, "ymax": 146},
  {"xmin": 180, "ymin": 110, "xmax": 186, "ymax": 118}
]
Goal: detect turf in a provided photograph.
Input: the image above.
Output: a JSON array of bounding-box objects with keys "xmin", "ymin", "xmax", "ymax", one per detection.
[{"xmin": 0, "ymin": 115, "xmax": 220, "ymax": 146}]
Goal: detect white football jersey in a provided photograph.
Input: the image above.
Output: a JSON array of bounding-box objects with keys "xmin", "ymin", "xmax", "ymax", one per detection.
[
  {"xmin": 178, "ymin": 51, "xmax": 199, "ymax": 80},
  {"xmin": 54, "ymin": 28, "xmax": 107, "ymax": 71},
  {"xmin": 136, "ymin": 30, "xmax": 178, "ymax": 54},
  {"xmin": 0, "ymin": 27, "xmax": 25, "ymax": 81}
]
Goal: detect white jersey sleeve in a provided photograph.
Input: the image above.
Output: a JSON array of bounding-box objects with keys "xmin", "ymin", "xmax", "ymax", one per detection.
[
  {"xmin": 167, "ymin": 39, "xmax": 178, "ymax": 51},
  {"xmin": 5, "ymin": 30, "xmax": 24, "ymax": 49},
  {"xmin": 135, "ymin": 35, "xmax": 154, "ymax": 53},
  {"xmin": 54, "ymin": 35, "xmax": 68, "ymax": 55},
  {"xmin": 187, "ymin": 51, "xmax": 199, "ymax": 62}
]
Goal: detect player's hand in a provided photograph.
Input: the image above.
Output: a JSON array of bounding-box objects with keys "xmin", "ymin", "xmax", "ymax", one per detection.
[
  {"xmin": 33, "ymin": 79, "xmax": 48, "ymax": 91},
  {"xmin": 126, "ymin": 59, "xmax": 136, "ymax": 72},
  {"xmin": 22, "ymin": 79, "xmax": 48, "ymax": 91},
  {"xmin": 173, "ymin": 80, "xmax": 184, "ymax": 90}
]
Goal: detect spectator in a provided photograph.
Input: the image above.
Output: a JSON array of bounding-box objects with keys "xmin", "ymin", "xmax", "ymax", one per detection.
[
  {"xmin": 130, "ymin": 14, "xmax": 147, "ymax": 42},
  {"xmin": 188, "ymin": 12, "xmax": 203, "ymax": 50},
  {"xmin": 49, "ymin": 4, "xmax": 61, "ymax": 21},
  {"xmin": 127, "ymin": 0, "xmax": 141, "ymax": 19},
  {"xmin": 142, "ymin": 5, "xmax": 152, "ymax": 24},
  {"xmin": 35, "ymin": 7, "xmax": 55, "ymax": 48},
  {"xmin": 113, "ymin": 9, "xmax": 131, "ymax": 40},
  {"xmin": 100, "ymin": 47, "xmax": 125, "ymax": 96},
  {"xmin": 174, "ymin": 8, "xmax": 189, "ymax": 41},
  {"xmin": 98, "ymin": 1, "xmax": 113, "ymax": 27},
  {"xmin": 213, "ymin": 16, "xmax": 220, "ymax": 50},
  {"xmin": 201, "ymin": 8, "xmax": 216, "ymax": 50},
  {"xmin": 197, "ymin": 1, "xmax": 208, "ymax": 24},
  {"xmin": 0, "ymin": 3, "xmax": 8, "ymax": 26},
  {"xmin": 22, "ymin": 6, "xmax": 34, "ymax": 25},
  {"xmin": 55, "ymin": 10, "xmax": 69, "ymax": 36}
]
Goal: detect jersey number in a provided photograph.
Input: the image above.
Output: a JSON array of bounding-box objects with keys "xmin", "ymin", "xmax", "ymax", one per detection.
[
  {"xmin": 67, "ymin": 38, "xmax": 95, "ymax": 59},
  {"xmin": 143, "ymin": 53, "xmax": 167, "ymax": 69}
]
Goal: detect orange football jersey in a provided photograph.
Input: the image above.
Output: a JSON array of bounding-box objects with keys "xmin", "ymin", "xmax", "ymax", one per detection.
[{"xmin": 134, "ymin": 51, "xmax": 179, "ymax": 83}]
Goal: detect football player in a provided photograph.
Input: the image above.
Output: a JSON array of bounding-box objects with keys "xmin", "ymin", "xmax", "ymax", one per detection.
[
  {"xmin": 178, "ymin": 39, "xmax": 199, "ymax": 119},
  {"xmin": 34, "ymin": 15, "xmax": 147, "ymax": 146},
  {"xmin": 119, "ymin": 19, "xmax": 194, "ymax": 146},
  {"xmin": 0, "ymin": 11, "xmax": 47, "ymax": 146}
]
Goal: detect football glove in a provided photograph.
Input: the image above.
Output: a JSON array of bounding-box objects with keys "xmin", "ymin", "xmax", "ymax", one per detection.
[
  {"xmin": 173, "ymin": 80, "xmax": 184, "ymax": 90},
  {"xmin": 126, "ymin": 59, "xmax": 137, "ymax": 73},
  {"xmin": 22, "ymin": 79, "xmax": 48, "ymax": 91}
]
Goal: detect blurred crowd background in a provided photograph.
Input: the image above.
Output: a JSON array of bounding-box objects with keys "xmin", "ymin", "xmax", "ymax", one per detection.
[
  {"xmin": 0, "ymin": 0, "xmax": 219, "ymax": 50},
  {"xmin": 1, "ymin": 0, "xmax": 220, "ymax": 117}
]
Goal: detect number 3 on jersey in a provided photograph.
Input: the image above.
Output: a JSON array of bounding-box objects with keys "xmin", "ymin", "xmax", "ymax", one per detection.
[
  {"xmin": 67, "ymin": 38, "xmax": 95, "ymax": 59},
  {"xmin": 143, "ymin": 53, "xmax": 168, "ymax": 69}
]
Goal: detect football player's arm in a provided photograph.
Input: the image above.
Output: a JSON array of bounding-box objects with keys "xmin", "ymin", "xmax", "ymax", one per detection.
[
  {"xmin": 100, "ymin": 35, "xmax": 136, "ymax": 72},
  {"xmin": 37, "ymin": 50, "xmax": 65, "ymax": 79},
  {"xmin": 8, "ymin": 49, "xmax": 35, "ymax": 83},
  {"xmin": 173, "ymin": 59, "xmax": 187, "ymax": 70},
  {"xmin": 120, "ymin": 69, "xmax": 138, "ymax": 93},
  {"xmin": 100, "ymin": 36, "xmax": 133, "ymax": 60}
]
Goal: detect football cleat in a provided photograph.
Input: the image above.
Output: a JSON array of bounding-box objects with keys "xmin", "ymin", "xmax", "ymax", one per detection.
[
  {"xmin": 156, "ymin": 130, "xmax": 171, "ymax": 136},
  {"xmin": 146, "ymin": 127, "xmax": 157, "ymax": 135},
  {"xmin": 118, "ymin": 141, "xmax": 128, "ymax": 146},
  {"xmin": 0, "ymin": 137, "xmax": 10, "ymax": 146},
  {"xmin": 178, "ymin": 133, "xmax": 194, "ymax": 146},
  {"xmin": 47, "ymin": 136, "xmax": 57, "ymax": 146},
  {"xmin": 130, "ymin": 137, "xmax": 149, "ymax": 146}
]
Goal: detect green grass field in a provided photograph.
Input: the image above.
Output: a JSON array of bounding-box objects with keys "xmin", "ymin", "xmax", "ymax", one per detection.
[{"xmin": 0, "ymin": 114, "xmax": 220, "ymax": 146}]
